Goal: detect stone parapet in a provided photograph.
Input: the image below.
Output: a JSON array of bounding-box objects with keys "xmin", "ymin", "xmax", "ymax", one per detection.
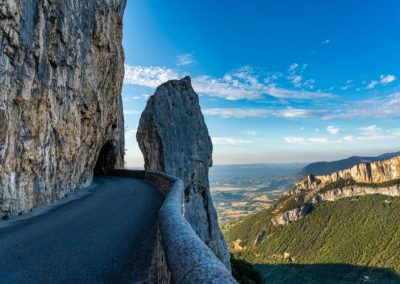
[{"xmin": 110, "ymin": 169, "xmax": 237, "ymax": 283}]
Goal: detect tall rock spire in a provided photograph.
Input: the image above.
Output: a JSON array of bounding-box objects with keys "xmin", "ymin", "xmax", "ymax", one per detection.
[{"xmin": 137, "ymin": 76, "xmax": 231, "ymax": 269}]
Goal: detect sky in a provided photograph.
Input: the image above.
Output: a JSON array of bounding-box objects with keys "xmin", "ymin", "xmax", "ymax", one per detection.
[{"xmin": 121, "ymin": 0, "xmax": 400, "ymax": 167}]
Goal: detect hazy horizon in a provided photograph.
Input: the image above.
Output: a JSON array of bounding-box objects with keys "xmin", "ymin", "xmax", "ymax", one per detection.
[{"xmin": 127, "ymin": 148, "xmax": 400, "ymax": 168}]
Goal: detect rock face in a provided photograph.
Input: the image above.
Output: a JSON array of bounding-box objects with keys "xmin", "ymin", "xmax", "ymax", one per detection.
[
  {"xmin": 269, "ymin": 155, "xmax": 400, "ymax": 227},
  {"xmin": 313, "ymin": 184, "xmax": 400, "ymax": 203},
  {"xmin": 271, "ymin": 204, "xmax": 312, "ymax": 226},
  {"xmin": 293, "ymin": 155, "xmax": 400, "ymax": 194},
  {"xmin": 137, "ymin": 76, "xmax": 231, "ymax": 270},
  {"xmin": 301, "ymin": 151, "xmax": 400, "ymax": 176},
  {"xmin": 0, "ymin": 0, "xmax": 126, "ymax": 217}
]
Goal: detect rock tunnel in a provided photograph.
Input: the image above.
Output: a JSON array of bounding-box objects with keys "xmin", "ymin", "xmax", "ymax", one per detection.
[{"xmin": 94, "ymin": 140, "xmax": 118, "ymax": 175}]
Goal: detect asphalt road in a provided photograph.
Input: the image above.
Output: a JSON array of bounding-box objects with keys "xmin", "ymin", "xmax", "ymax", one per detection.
[{"xmin": 0, "ymin": 176, "xmax": 164, "ymax": 284}]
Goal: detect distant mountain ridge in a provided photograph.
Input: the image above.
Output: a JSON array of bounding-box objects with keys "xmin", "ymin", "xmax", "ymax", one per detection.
[{"xmin": 301, "ymin": 151, "xmax": 400, "ymax": 176}]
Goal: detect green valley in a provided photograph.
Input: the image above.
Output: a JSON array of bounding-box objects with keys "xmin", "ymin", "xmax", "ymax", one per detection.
[{"xmin": 226, "ymin": 195, "xmax": 400, "ymax": 283}]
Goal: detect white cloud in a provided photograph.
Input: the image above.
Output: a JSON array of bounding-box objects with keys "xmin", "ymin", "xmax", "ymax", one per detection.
[
  {"xmin": 307, "ymin": 137, "xmax": 329, "ymax": 143},
  {"xmin": 278, "ymin": 108, "xmax": 327, "ymax": 118},
  {"xmin": 203, "ymin": 108, "xmax": 269, "ymax": 118},
  {"xmin": 303, "ymin": 79, "xmax": 316, "ymax": 89},
  {"xmin": 284, "ymin": 137, "xmax": 305, "ymax": 144},
  {"xmin": 203, "ymin": 108, "xmax": 327, "ymax": 119},
  {"xmin": 192, "ymin": 73, "xmax": 262, "ymax": 100},
  {"xmin": 211, "ymin": 137, "xmax": 253, "ymax": 145},
  {"xmin": 264, "ymin": 84, "xmax": 332, "ymax": 100},
  {"xmin": 337, "ymin": 125, "xmax": 400, "ymax": 143},
  {"xmin": 242, "ymin": 130, "xmax": 257, "ymax": 136},
  {"xmin": 287, "ymin": 63, "xmax": 315, "ymax": 89},
  {"xmin": 359, "ymin": 125, "xmax": 381, "ymax": 135},
  {"xmin": 193, "ymin": 74, "xmax": 332, "ymax": 100},
  {"xmin": 124, "ymin": 65, "xmax": 333, "ymax": 101},
  {"xmin": 380, "ymin": 74, "xmax": 396, "ymax": 84},
  {"xmin": 340, "ymin": 80, "xmax": 354, "ymax": 90},
  {"xmin": 326, "ymin": 92, "xmax": 400, "ymax": 119},
  {"xmin": 342, "ymin": 135, "xmax": 354, "ymax": 142},
  {"xmin": 366, "ymin": 80, "xmax": 379, "ymax": 89},
  {"xmin": 327, "ymin": 126, "xmax": 341, "ymax": 135},
  {"xmin": 288, "ymin": 63, "xmax": 299, "ymax": 72},
  {"xmin": 366, "ymin": 74, "xmax": 396, "ymax": 89},
  {"xmin": 124, "ymin": 65, "xmax": 179, "ymax": 88},
  {"xmin": 353, "ymin": 135, "xmax": 391, "ymax": 142},
  {"xmin": 204, "ymin": 92, "xmax": 400, "ymax": 120},
  {"xmin": 122, "ymin": 96, "xmax": 141, "ymax": 102},
  {"xmin": 177, "ymin": 53, "xmax": 195, "ymax": 66},
  {"xmin": 284, "ymin": 126, "xmax": 400, "ymax": 145},
  {"xmin": 322, "ymin": 39, "xmax": 331, "ymax": 44},
  {"xmin": 289, "ymin": 75, "xmax": 303, "ymax": 87},
  {"xmin": 284, "ymin": 136, "xmax": 337, "ymax": 145},
  {"xmin": 264, "ymin": 72, "xmax": 282, "ymax": 84}
]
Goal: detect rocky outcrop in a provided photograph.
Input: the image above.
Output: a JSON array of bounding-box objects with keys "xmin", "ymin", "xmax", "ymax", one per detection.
[
  {"xmin": 312, "ymin": 184, "xmax": 400, "ymax": 203},
  {"xmin": 293, "ymin": 155, "xmax": 400, "ymax": 194},
  {"xmin": 137, "ymin": 76, "xmax": 231, "ymax": 270},
  {"xmin": 0, "ymin": 0, "xmax": 126, "ymax": 217},
  {"xmin": 271, "ymin": 204, "xmax": 312, "ymax": 226}
]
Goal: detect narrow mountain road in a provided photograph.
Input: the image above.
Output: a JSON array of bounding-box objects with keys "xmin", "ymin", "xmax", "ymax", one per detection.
[{"xmin": 0, "ymin": 176, "xmax": 164, "ymax": 284}]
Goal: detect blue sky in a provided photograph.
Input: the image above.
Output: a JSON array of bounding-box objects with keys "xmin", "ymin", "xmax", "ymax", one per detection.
[{"xmin": 122, "ymin": 0, "xmax": 400, "ymax": 166}]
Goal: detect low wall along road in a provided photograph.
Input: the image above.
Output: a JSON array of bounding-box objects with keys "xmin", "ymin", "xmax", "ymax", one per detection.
[{"xmin": 111, "ymin": 170, "xmax": 236, "ymax": 283}]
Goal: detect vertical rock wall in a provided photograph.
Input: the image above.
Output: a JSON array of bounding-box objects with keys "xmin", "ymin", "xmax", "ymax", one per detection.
[
  {"xmin": 137, "ymin": 76, "xmax": 231, "ymax": 270},
  {"xmin": 294, "ymin": 155, "xmax": 400, "ymax": 192},
  {"xmin": 0, "ymin": 0, "xmax": 126, "ymax": 217}
]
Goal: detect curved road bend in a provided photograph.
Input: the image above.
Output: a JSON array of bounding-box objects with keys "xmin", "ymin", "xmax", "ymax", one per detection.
[{"xmin": 0, "ymin": 176, "xmax": 164, "ymax": 284}]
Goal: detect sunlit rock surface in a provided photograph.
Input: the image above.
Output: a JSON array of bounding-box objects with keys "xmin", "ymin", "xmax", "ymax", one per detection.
[
  {"xmin": 0, "ymin": 0, "xmax": 126, "ymax": 217},
  {"xmin": 137, "ymin": 76, "xmax": 231, "ymax": 270},
  {"xmin": 293, "ymin": 155, "xmax": 400, "ymax": 193}
]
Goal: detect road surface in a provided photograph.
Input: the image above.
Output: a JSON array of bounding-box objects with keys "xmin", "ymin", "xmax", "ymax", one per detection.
[{"xmin": 0, "ymin": 176, "xmax": 164, "ymax": 284}]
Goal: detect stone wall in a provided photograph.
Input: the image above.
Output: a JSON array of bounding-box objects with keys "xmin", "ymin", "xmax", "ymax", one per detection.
[
  {"xmin": 0, "ymin": 0, "xmax": 127, "ymax": 217},
  {"xmin": 111, "ymin": 169, "xmax": 236, "ymax": 284}
]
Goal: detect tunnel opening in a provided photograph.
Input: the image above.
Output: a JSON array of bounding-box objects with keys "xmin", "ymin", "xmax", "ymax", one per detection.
[{"xmin": 94, "ymin": 140, "xmax": 117, "ymax": 176}]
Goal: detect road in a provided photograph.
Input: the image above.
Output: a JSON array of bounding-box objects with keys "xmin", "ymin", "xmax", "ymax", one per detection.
[{"xmin": 0, "ymin": 176, "xmax": 164, "ymax": 284}]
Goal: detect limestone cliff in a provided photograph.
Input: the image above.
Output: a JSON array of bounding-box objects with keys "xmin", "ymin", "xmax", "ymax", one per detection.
[
  {"xmin": 293, "ymin": 155, "xmax": 400, "ymax": 194},
  {"xmin": 0, "ymin": 0, "xmax": 126, "ymax": 217},
  {"xmin": 268, "ymin": 155, "xmax": 400, "ymax": 227},
  {"xmin": 137, "ymin": 76, "xmax": 231, "ymax": 270}
]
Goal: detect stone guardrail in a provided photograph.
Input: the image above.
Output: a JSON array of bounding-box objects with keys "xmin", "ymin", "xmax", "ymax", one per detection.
[{"xmin": 110, "ymin": 169, "xmax": 236, "ymax": 284}]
